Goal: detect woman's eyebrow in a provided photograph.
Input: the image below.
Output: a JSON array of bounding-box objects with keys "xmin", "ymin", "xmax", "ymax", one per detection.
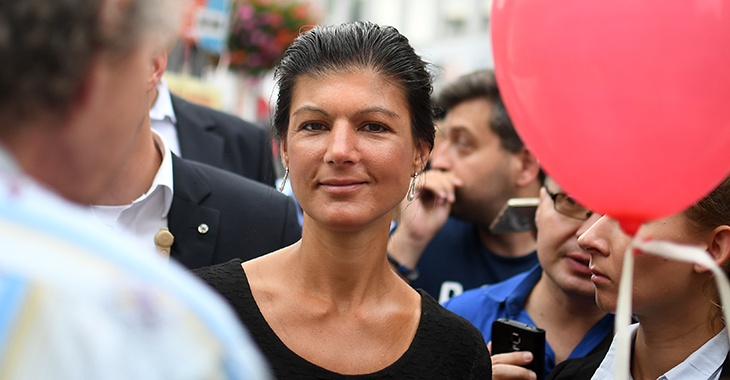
[
  {"xmin": 292, "ymin": 106, "xmax": 329, "ymax": 117},
  {"xmin": 356, "ymin": 107, "xmax": 400, "ymax": 118}
]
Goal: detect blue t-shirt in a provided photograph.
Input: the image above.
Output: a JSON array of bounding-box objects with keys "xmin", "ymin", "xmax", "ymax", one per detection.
[
  {"xmin": 410, "ymin": 217, "xmax": 539, "ymax": 302},
  {"xmin": 443, "ymin": 265, "xmax": 614, "ymax": 377}
]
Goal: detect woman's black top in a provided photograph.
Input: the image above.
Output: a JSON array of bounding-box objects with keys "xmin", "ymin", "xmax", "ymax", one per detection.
[{"xmin": 195, "ymin": 259, "xmax": 492, "ymax": 380}]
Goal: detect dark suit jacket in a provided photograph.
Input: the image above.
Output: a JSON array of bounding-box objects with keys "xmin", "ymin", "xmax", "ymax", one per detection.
[
  {"xmin": 167, "ymin": 154, "xmax": 301, "ymax": 270},
  {"xmin": 170, "ymin": 94, "xmax": 277, "ymax": 187}
]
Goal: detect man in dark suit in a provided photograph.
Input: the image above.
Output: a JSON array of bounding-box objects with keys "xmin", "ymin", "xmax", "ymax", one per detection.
[
  {"xmin": 168, "ymin": 154, "xmax": 300, "ymax": 269},
  {"xmin": 89, "ymin": 43, "xmax": 301, "ymax": 270},
  {"xmin": 170, "ymin": 93, "xmax": 277, "ymax": 187},
  {"xmin": 150, "ymin": 66, "xmax": 276, "ymax": 187}
]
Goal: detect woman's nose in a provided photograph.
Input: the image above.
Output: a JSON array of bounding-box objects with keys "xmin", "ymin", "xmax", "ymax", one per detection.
[
  {"xmin": 324, "ymin": 122, "xmax": 359, "ymax": 165},
  {"xmin": 578, "ymin": 215, "xmax": 613, "ymax": 257}
]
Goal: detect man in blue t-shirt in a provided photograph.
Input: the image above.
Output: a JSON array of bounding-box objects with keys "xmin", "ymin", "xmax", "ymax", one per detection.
[
  {"xmin": 387, "ymin": 70, "xmax": 542, "ymax": 302},
  {"xmin": 443, "ymin": 177, "xmax": 613, "ymax": 379}
]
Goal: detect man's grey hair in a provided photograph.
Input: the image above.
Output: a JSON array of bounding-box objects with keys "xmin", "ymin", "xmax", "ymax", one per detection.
[{"xmin": 0, "ymin": 0, "xmax": 180, "ymax": 129}]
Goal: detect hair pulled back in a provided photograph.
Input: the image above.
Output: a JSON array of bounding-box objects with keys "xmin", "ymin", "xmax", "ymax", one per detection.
[
  {"xmin": 684, "ymin": 176, "xmax": 730, "ymax": 325},
  {"xmin": 273, "ymin": 21, "xmax": 435, "ymax": 150}
]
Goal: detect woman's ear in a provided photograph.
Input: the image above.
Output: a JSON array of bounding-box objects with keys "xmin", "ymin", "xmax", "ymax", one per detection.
[
  {"xmin": 413, "ymin": 141, "xmax": 431, "ymax": 174},
  {"xmin": 696, "ymin": 225, "xmax": 730, "ymax": 273},
  {"xmin": 280, "ymin": 138, "xmax": 289, "ymax": 168}
]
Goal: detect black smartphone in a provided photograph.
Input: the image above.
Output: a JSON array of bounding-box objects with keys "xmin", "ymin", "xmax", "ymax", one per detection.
[
  {"xmin": 489, "ymin": 198, "xmax": 539, "ymax": 233},
  {"xmin": 491, "ymin": 318, "xmax": 546, "ymax": 380}
]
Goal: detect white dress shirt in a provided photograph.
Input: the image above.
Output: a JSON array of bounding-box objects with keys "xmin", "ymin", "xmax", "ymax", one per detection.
[
  {"xmin": 593, "ymin": 323, "xmax": 728, "ymax": 380},
  {"xmin": 150, "ymin": 78, "xmax": 182, "ymax": 157},
  {"xmin": 91, "ymin": 131, "xmax": 174, "ymax": 254}
]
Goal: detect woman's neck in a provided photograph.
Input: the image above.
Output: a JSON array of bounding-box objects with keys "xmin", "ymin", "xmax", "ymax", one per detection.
[
  {"xmin": 292, "ymin": 214, "xmax": 397, "ymax": 304},
  {"xmin": 631, "ymin": 300, "xmax": 722, "ymax": 380}
]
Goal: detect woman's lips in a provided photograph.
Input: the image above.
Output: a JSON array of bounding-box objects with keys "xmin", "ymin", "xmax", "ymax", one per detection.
[
  {"xmin": 589, "ymin": 267, "xmax": 610, "ymax": 285},
  {"xmin": 319, "ymin": 179, "xmax": 366, "ymax": 194}
]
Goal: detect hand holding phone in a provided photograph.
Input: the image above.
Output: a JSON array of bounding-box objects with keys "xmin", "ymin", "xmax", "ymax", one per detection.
[{"xmin": 491, "ymin": 318, "xmax": 546, "ymax": 380}]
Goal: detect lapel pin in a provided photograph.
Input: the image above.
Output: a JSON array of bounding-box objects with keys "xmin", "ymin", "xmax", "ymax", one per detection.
[{"xmin": 197, "ymin": 223, "xmax": 209, "ymax": 234}]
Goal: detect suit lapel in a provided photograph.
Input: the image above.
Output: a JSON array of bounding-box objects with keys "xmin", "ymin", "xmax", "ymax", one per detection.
[
  {"xmin": 170, "ymin": 94, "xmax": 227, "ymax": 169},
  {"xmin": 167, "ymin": 154, "xmax": 221, "ymax": 269}
]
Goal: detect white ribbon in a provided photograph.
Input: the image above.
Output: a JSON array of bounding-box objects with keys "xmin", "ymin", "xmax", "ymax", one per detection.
[{"xmin": 612, "ymin": 238, "xmax": 730, "ymax": 379}]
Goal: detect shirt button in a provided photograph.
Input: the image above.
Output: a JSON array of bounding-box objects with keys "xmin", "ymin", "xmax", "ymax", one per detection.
[{"xmin": 197, "ymin": 223, "xmax": 209, "ymax": 234}]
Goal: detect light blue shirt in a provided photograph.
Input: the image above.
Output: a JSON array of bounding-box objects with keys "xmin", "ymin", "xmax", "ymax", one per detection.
[
  {"xmin": 444, "ymin": 265, "xmax": 614, "ymax": 377},
  {"xmin": 0, "ymin": 146, "xmax": 271, "ymax": 379},
  {"xmin": 592, "ymin": 324, "xmax": 728, "ymax": 380}
]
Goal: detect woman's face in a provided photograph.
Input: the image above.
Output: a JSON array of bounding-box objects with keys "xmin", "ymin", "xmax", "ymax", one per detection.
[
  {"xmin": 282, "ymin": 69, "xmax": 427, "ymax": 231},
  {"xmin": 578, "ymin": 214, "xmax": 705, "ymax": 315}
]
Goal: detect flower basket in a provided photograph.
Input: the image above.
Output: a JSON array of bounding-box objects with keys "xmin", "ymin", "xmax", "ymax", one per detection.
[{"xmin": 228, "ymin": 0, "xmax": 318, "ymax": 76}]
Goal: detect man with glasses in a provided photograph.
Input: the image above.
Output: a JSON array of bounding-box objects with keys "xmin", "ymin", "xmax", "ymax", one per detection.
[{"xmin": 443, "ymin": 177, "xmax": 613, "ymax": 380}]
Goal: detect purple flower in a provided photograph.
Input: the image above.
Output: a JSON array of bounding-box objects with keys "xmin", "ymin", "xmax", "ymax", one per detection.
[{"xmin": 238, "ymin": 4, "xmax": 254, "ymax": 21}]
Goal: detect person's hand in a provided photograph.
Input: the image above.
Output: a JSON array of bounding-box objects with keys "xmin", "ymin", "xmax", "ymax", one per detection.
[
  {"xmin": 488, "ymin": 342, "xmax": 537, "ymax": 380},
  {"xmin": 387, "ymin": 170, "xmax": 462, "ymax": 270},
  {"xmin": 400, "ymin": 170, "xmax": 461, "ymax": 239}
]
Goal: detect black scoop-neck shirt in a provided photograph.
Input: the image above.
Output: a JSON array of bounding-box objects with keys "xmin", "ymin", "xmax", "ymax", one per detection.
[{"xmin": 195, "ymin": 259, "xmax": 492, "ymax": 380}]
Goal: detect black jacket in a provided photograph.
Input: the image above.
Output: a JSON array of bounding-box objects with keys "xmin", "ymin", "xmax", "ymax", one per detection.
[
  {"xmin": 171, "ymin": 94, "xmax": 277, "ymax": 187},
  {"xmin": 168, "ymin": 155, "xmax": 301, "ymax": 269}
]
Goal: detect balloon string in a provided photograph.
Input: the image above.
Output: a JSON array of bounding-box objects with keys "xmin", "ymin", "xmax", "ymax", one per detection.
[
  {"xmin": 613, "ymin": 238, "xmax": 730, "ymax": 379},
  {"xmin": 613, "ymin": 237, "xmax": 636, "ymax": 380}
]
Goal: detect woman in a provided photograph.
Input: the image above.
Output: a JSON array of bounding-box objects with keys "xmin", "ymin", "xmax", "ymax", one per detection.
[
  {"xmin": 548, "ymin": 178, "xmax": 730, "ymax": 379},
  {"xmin": 195, "ymin": 21, "xmax": 491, "ymax": 379}
]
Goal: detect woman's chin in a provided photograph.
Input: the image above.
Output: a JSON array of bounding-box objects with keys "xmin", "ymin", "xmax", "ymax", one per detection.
[{"xmin": 595, "ymin": 295, "xmax": 617, "ymax": 314}]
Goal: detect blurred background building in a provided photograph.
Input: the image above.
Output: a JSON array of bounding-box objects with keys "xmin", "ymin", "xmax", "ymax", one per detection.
[{"xmin": 167, "ymin": 0, "xmax": 494, "ymax": 131}]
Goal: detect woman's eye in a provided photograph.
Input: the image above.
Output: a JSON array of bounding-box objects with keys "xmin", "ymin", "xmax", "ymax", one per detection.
[
  {"xmin": 362, "ymin": 123, "xmax": 387, "ymax": 133},
  {"xmin": 302, "ymin": 122, "xmax": 326, "ymax": 131}
]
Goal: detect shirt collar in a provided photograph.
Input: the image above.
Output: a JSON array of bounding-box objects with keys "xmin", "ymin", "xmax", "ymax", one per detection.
[
  {"xmin": 593, "ymin": 324, "xmax": 728, "ymax": 380},
  {"xmin": 484, "ymin": 264, "xmax": 542, "ymax": 309},
  {"xmin": 149, "ymin": 78, "xmax": 177, "ymax": 124},
  {"xmin": 142, "ymin": 130, "xmax": 174, "ymax": 218},
  {"xmin": 662, "ymin": 327, "xmax": 728, "ymax": 380}
]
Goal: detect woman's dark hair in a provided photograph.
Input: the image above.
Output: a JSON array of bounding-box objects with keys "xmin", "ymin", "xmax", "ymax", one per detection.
[
  {"xmin": 685, "ymin": 177, "xmax": 730, "ymax": 233},
  {"xmin": 273, "ymin": 21, "xmax": 435, "ymax": 150}
]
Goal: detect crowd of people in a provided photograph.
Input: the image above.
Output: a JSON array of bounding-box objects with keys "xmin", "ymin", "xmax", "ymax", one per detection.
[{"xmin": 1, "ymin": 0, "xmax": 728, "ymax": 379}]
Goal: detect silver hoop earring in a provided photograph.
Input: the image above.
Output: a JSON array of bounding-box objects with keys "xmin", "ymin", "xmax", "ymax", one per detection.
[
  {"xmin": 278, "ymin": 167, "xmax": 289, "ymax": 192},
  {"xmin": 407, "ymin": 172, "xmax": 419, "ymax": 201}
]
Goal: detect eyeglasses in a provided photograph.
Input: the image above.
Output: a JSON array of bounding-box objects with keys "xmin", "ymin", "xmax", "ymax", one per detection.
[{"xmin": 544, "ymin": 187, "xmax": 593, "ymax": 221}]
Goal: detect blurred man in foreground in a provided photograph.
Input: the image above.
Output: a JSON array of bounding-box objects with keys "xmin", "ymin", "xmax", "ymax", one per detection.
[{"xmin": 0, "ymin": 0, "xmax": 270, "ymax": 378}]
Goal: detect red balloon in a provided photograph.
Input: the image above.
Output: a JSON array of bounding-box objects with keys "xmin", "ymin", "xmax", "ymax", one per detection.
[{"xmin": 491, "ymin": 0, "xmax": 730, "ymax": 234}]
